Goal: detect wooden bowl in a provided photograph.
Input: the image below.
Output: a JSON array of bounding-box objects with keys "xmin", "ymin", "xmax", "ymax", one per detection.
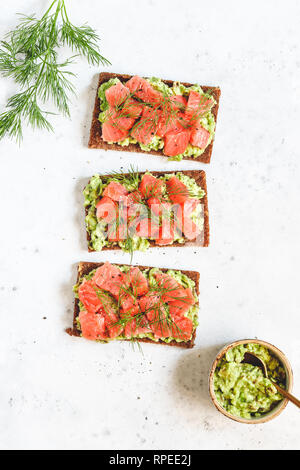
[{"xmin": 208, "ymin": 339, "xmax": 293, "ymax": 424}]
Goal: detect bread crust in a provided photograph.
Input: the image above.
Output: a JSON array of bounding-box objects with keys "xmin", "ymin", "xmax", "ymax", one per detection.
[
  {"xmin": 88, "ymin": 72, "xmax": 221, "ymax": 163},
  {"xmin": 85, "ymin": 169, "xmax": 209, "ymax": 251},
  {"xmin": 66, "ymin": 262, "xmax": 200, "ymax": 349}
]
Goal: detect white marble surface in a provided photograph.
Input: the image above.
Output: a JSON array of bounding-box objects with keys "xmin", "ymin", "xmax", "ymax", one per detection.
[{"xmin": 0, "ymin": 0, "xmax": 300, "ymax": 450}]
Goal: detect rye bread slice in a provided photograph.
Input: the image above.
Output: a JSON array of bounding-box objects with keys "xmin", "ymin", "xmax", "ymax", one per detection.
[
  {"xmin": 66, "ymin": 261, "xmax": 200, "ymax": 349},
  {"xmin": 88, "ymin": 72, "xmax": 221, "ymax": 163},
  {"xmin": 85, "ymin": 169, "xmax": 209, "ymax": 251}
]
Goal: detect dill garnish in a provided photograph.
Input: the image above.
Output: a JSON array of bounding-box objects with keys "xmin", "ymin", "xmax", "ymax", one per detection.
[
  {"xmin": 0, "ymin": 0, "xmax": 110, "ymax": 142},
  {"xmin": 110, "ymin": 164, "xmax": 141, "ymax": 190}
]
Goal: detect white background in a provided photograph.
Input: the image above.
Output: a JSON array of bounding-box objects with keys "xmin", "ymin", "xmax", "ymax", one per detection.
[{"xmin": 0, "ymin": 0, "xmax": 299, "ymax": 450}]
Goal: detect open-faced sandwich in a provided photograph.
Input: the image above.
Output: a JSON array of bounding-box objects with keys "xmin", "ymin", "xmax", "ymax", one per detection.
[
  {"xmin": 67, "ymin": 262, "xmax": 200, "ymax": 348},
  {"xmin": 83, "ymin": 169, "xmax": 209, "ymax": 252},
  {"xmin": 89, "ymin": 73, "xmax": 220, "ymax": 162}
]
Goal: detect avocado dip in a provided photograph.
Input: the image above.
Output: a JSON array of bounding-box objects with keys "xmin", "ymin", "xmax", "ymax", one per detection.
[{"xmin": 213, "ymin": 343, "xmax": 286, "ymax": 419}]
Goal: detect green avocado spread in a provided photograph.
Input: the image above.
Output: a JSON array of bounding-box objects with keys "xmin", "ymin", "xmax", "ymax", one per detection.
[
  {"xmin": 98, "ymin": 77, "xmax": 216, "ymax": 161},
  {"xmin": 74, "ymin": 265, "xmax": 199, "ymax": 344},
  {"xmin": 214, "ymin": 343, "xmax": 286, "ymax": 419},
  {"xmin": 84, "ymin": 171, "xmax": 205, "ymax": 252}
]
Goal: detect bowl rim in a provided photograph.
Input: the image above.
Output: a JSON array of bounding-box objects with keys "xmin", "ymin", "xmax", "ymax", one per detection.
[{"xmin": 208, "ymin": 338, "xmax": 294, "ymax": 424}]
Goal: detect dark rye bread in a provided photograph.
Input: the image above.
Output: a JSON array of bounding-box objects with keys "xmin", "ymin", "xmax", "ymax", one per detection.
[
  {"xmin": 86, "ymin": 169, "xmax": 209, "ymax": 251},
  {"xmin": 88, "ymin": 72, "xmax": 221, "ymax": 163},
  {"xmin": 66, "ymin": 261, "xmax": 200, "ymax": 349}
]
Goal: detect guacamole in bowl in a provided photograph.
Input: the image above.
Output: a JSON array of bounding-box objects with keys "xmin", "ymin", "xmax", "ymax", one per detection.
[{"xmin": 209, "ymin": 340, "xmax": 293, "ymax": 423}]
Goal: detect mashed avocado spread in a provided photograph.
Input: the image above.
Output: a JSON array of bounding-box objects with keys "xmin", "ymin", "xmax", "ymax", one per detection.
[
  {"xmin": 98, "ymin": 77, "xmax": 216, "ymax": 161},
  {"xmin": 84, "ymin": 171, "xmax": 205, "ymax": 252},
  {"xmin": 74, "ymin": 266, "xmax": 199, "ymax": 344},
  {"xmin": 214, "ymin": 343, "xmax": 286, "ymax": 419}
]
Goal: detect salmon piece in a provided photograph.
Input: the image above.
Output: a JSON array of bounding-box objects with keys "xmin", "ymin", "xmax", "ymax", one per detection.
[
  {"xmin": 171, "ymin": 316, "xmax": 193, "ymax": 341},
  {"xmin": 147, "ymin": 197, "xmax": 172, "ymax": 220},
  {"xmin": 151, "ymin": 318, "xmax": 172, "ymax": 337},
  {"xmin": 78, "ymin": 310, "xmax": 107, "ymax": 340},
  {"xmin": 102, "ymin": 181, "xmax": 128, "ymax": 202},
  {"xmin": 108, "ymin": 190, "xmax": 141, "ymax": 209},
  {"xmin": 139, "ymin": 292, "xmax": 160, "ymax": 313},
  {"xmin": 127, "ymin": 195, "xmax": 148, "ymax": 224},
  {"xmin": 127, "ymin": 201, "xmax": 144, "ymax": 222},
  {"xmin": 102, "ymin": 106, "xmax": 135, "ymax": 142},
  {"xmin": 146, "ymin": 303, "xmax": 172, "ymax": 338},
  {"xmin": 139, "ymin": 292, "xmax": 171, "ymax": 338},
  {"xmin": 174, "ymin": 210, "xmax": 200, "ymax": 240},
  {"xmin": 182, "ymin": 218, "xmax": 200, "ymax": 241},
  {"xmin": 175, "ymin": 198, "xmax": 200, "ymax": 236},
  {"xmin": 168, "ymin": 287, "xmax": 195, "ymax": 318},
  {"xmin": 185, "ymin": 90, "xmax": 214, "ymax": 121},
  {"xmin": 147, "ymin": 197, "xmax": 162, "ymax": 216},
  {"xmin": 108, "ymin": 107, "xmax": 135, "ymax": 131},
  {"xmin": 131, "ymin": 106, "xmax": 161, "ymax": 145},
  {"xmin": 78, "ymin": 279, "xmax": 102, "ymax": 314},
  {"xmin": 127, "ymin": 202, "xmax": 147, "ymax": 221},
  {"xmin": 166, "ymin": 176, "xmax": 189, "ymax": 204},
  {"xmin": 122, "ymin": 98, "xmax": 144, "ymax": 119},
  {"xmin": 96, "ymin": 196, "xmax": 117, "ymax": 223},
  {"xmin": 124, "ymin": 316, "xmax": 151, "ymax": 338},
  {"xmin": 105, "ymin": 310, "xmax": 123, "ymax": 338},
  {"xmin": 169, "ymin": 304, "xmax": 183, "ymax": 320},
  {"xmin": 93, "ymin": 262, "xmax": 127, "ymax": 297},
  {"xmin": 94, "ymin": 290, "xmax": 124, "ymax": 338},
  {"xmin": 163, "ymin": 129, "xmax": 190, "ymax": 157},
  {"xmin": 139, "ymin": 174, "xmax": 165, "ymax": 199},
  {"xmin": 79, "ymin": 294, "xmax": 123, "ymax": 340},
  {"xmin": 169, "ymin": 95, "xmax": 187, "ymax": 110},
  {"xmin": 154, "ymin": 272, "xmax": 186, "ymax": 304},
  {"xmin": 105, "ymin": 81, "xmax": 130, "ymax": 107},
  {"xmin": 129, "ymin": 267, "xmax": 149, "ymax": 297},
  {"xmin": 156, "ymin": 113, "xmax": 185, "ymax": 138},
  {"xmin": 102, "ymin": 121, "xmax": 128, "ymax": 142},
  {"xmin": 130, "ymin": 217, "xmax": 159, "ymax": 239},
  {"xmin": 107, "ymin": 221, "xmax": 128, "ymax": 242},
  {"xmin": 157, "ymin": 93, "xmax": 188, "ymax": 137},
  {"xmin": 181, "ymin": 198, "xmax": 200, "ymax": 216},
  {"xmin": 126, "ymin": 190, "xmax": 143, "ymax": 206},
  {"xmin": 155, "ymin": 206, "xmax": 175, "ymax": 245},
  {"xmin": 119, "ymin": 290, "xmax": 136, "ymax": 313},
  {"xmin": 155, "ymin": 219, "xmax": 175, "ymax": 246},
  {"xmin": 126, "ymin": 76, "xmax": 162, "ymax": 103},
  {"xmin": 120, "ymin": 304, "xmax": 140, "ymax": 318},
  {"xmin": 190, "ymin": 124, "xmax": 210, "ymax": 148},
  {"xmin": 147, "ymin": 198, "xmax": 173, "ymax": 222}
]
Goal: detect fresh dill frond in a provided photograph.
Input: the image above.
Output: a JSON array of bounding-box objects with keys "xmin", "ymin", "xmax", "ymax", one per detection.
[
  {"xmin": 122, "ymin": 236, "xmax": 135, "ymax": 263},
  {"xmin": 0, "ymin": 0, "xmax": 110, "ymax": 143},
  {"xmin": 109, "ymin": 165, "xmax": 141, "ymax": 190},
  {"xmin": 129, "ymin": 339, "xmax": 144, "ymax": 354}
]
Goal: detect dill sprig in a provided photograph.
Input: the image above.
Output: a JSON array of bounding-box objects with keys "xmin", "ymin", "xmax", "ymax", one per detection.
[
  {"xmin": 109, "ymin": 164, "xmax": 141, "ymax": 190},
  {"xmin": 0, "ymin": 0, "xmax": 110, "ymax": 143}
]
